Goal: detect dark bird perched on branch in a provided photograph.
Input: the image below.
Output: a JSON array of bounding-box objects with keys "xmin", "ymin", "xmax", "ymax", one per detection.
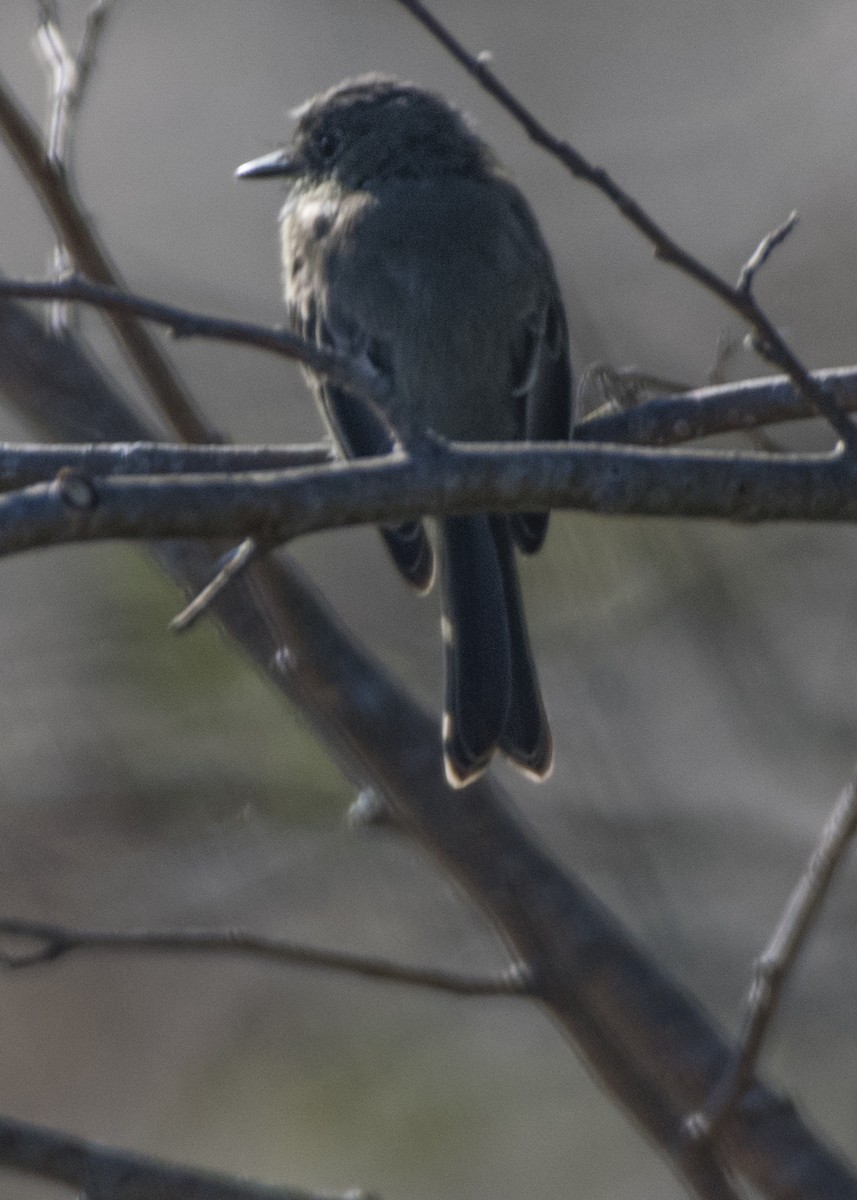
[{"xmin": 237, "ymin": 75, "xmax": 573, "ymax": 786}]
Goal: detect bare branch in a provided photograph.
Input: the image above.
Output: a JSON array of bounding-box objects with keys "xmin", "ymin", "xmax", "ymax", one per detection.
[
  {"xmin": 687, "ymin": 768, "xmax": 857, "ymax": 1141},
  {"xmin": 0, "ymin": 440, "xmax": 331, "ymax": 489},
  {"xmin": 579, "ymin": 366, "xmax": 857, "ymax": 446},
  {"xmin": 392, "ymin": 0, "xmax": 857, "ymax": 452},
  {"xmin": 0, "ymin": 918, "xmax": 530, "ymax": 996},
  {"xmin": 0, "ymin": 69, "xmax": 211, "ymax": 440},
  {"xmin": 0, "ymin": 440, "xmax": 857, "ymax": 560},
  {"xmin": 0, "ymin": 274, "xmax": 388, "ymax": 410},
  {"xmin": 0, "ymin": 1111, "xmax": 365, "ymax": 1200}
]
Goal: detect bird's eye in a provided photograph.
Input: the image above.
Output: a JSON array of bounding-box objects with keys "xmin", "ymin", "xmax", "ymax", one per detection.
[{"xmin": 313, "ymin": 127, "xmax": 341, "ymax": 161}]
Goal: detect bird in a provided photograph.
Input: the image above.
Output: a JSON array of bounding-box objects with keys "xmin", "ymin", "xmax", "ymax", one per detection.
[{"xmin": 237, "ymin": 74, "xmax": 573, "ymax": 788}]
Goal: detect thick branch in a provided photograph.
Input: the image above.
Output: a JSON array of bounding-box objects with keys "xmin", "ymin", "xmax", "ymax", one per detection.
[
  {"xmin": 0, "ymin": 441, "xmax": 855, "ymax": 560},
  {"xmin": 0, "ymin": 1113, "xmax": 359, "ymax": 1200}
]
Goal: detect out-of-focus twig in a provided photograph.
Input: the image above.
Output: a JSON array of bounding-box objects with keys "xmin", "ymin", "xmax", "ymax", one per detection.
[
  {"xmin": 686, "ymin": 769, "xmax": 857, "ymax": 1141},
  {"xmin": 34, "ymin": 1, "xmax": 114, "ymax": 333},
  {"xmin": 35, "ymin": 0, "xmax": 114, "ymax": 165},
  {"xmin": 0, "ymin": 917, "xmax": 532, "ymax": 996},
  {"xmin": 0, "ymin": 68, "xmax": 211, "ymax": 440}
]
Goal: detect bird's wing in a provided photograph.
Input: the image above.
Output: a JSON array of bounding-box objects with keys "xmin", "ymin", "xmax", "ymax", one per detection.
[
  {"xmin": 510, "ymin": 287, "xmax": 574, "ymax": 554},
  {"xmin": 285, "ymin": 225, "xmax": 434, "ymax": 593}
]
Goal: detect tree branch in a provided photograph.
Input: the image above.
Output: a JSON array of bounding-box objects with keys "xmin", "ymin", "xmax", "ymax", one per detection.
[
  {"xmin": 0, "ymin": 918, "xmax": 530, "ymax": 997},
  {"xmin": 0, "ymin": 440, "xmax": 855, "ymax": 561},
  {"xmin": 0, "ymin": 71, "xmax": 211, "ymax": 441},
  {"xmin": 0, "ymin": 440, "xmax": 330, "ymax": 490},
  {"xmin": 0, "ymin": 275, "xmax": 388, "ymax": 412},
  {"xmin": 579, "ymin": 366, "xmax": 857, "ymax": 446},
  {"xmin": 687, "ymin": 768, "xmax": 857, "ymax": 1141},
  {"xmin": 0, "ymin": 1112, "xmax": 364, "ymax": 1200}
]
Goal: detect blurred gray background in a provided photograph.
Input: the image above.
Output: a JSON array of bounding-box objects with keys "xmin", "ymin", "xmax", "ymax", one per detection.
[{"xmin": 1, "ymin": 2, "xmax": 857, "ymax": 1198}]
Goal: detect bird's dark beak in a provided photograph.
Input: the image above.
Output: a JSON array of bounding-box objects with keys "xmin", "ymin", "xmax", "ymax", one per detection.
[{"xmin": 235, "ymin": 149, "xmax": 298, "ymax": 179}]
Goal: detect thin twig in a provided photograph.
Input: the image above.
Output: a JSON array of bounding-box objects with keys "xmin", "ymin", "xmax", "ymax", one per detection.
[
  {"xmin": 393, "ymin": 0, "xmax": 857, "ymax": 452},
  {"xmin": 170, "ymin": 536, "xmax": 259, "ymax": 631},
  {"xmin": 34, "ymin": 1, "xmax": 112, "ymax": 336},
  {"xmin": 0, "ymin": 70, "xmax": 212, "ymax": 440},
  {"xmin": 0, "ymin": 918, "xmax": 532, "ymax": 996},
  {"xmin": 0, "ymin": 274, "xmax": 388, "ymax": 410},
  {"xmin": 686, "ymin": 769, "xmax": 857, "ymax": 1141},
  {"xmin": 737, "ymin": 212, "xmax": 799, "ymax": 295}
]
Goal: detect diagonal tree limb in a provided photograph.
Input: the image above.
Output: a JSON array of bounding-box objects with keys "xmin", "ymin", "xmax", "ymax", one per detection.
[
  {"xmin": 0, "ymin": 1112, "xmax": 366, "ymax": 1200},
  {"xmin": 0, "ymin": 72, "xmax": 210, "ymax": 442}
]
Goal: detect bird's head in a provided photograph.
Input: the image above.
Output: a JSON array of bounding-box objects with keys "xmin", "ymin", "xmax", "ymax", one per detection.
[{"xmin": 236, "ymin": 74, "xmax": 493, "ymax": 191}]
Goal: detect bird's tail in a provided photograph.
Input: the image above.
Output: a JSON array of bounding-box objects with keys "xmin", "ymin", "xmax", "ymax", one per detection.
[{"xmin": 441, "ymin": 515, "xmax": 552, "ymax": 787}]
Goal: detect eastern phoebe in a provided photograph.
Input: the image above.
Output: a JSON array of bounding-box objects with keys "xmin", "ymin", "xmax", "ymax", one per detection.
[{"xmin": 237, "ymin": 75, "xmax": 573, "ymax": 787}]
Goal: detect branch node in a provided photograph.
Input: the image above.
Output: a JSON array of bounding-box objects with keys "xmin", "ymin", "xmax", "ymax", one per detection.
[
  {"xmin": 53, "ymin": 466, "xmax": 97, "ymax": 509},
  {"xmin": 348, "ymin": 787, "xmax": 397, "ymax": 828}
]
